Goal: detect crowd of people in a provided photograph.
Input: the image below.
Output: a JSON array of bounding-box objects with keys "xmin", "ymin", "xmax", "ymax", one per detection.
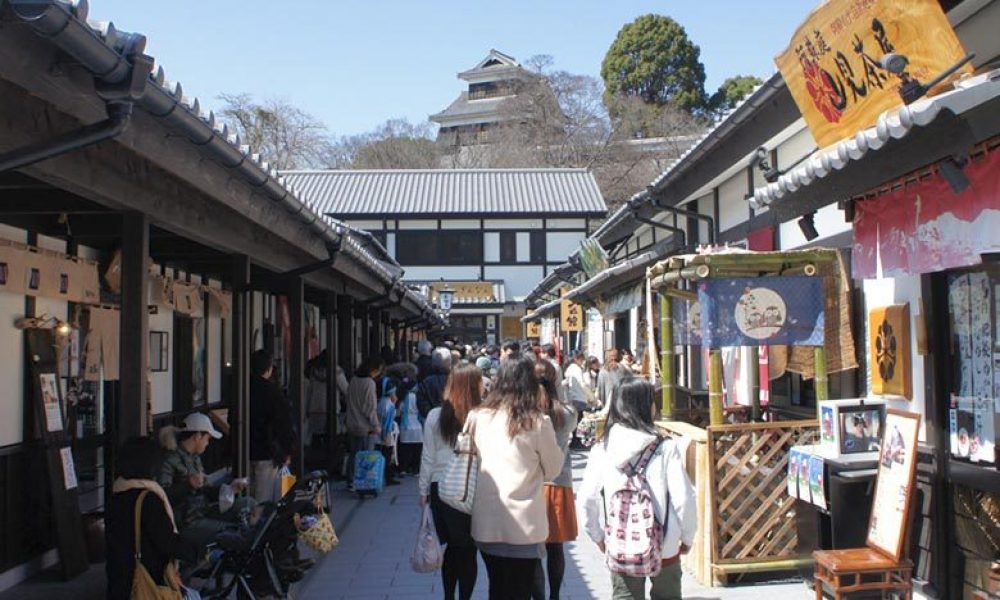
[{"xmin": 104, "ymin": 338, "xmax": 696, "ymax": 600}]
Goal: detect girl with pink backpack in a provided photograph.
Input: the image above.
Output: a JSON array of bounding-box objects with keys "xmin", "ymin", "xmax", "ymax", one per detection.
[{"xmin": 578, "ymin": 378, "xmax": 697, "ymax": 600}]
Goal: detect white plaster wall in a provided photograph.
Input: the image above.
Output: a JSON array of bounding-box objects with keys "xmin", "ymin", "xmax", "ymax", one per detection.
[
  {"xmin": 484, "ymin": 218, "xmax": 543, "ymax": 229},
  {"xmin": 862, "ymin": 275, "xmax": 928, "ymax": 441},
  {"xmin": 696, "ymin": 194, "xmax": 714, "ymax": 243},
  {"xmin": 547, "ymin": 231, "xmax": 584, "ymax": 263},
  {"xmin": 717, "ymin": 174, "xmax": 748, "ymax": 232},
  {"xmin": 778, "ymin": 202, "xmax": 852, "ymax": 250},
  {"xmin": 483, "ymin": 232, "xmax": 500, "ymax": 262},
  {"xmin": 387, "ymin": 233, "xmax": 396, "ymax": 257},
  {"xmin": 516, "ymin": 232, "xmax": 530, "ymax": 262},
  {"xmin": 149, "ymin": 306, "xmax": 174, "ymax": 415},
  {"xmin": 402, "ymin": 266, "xmax": 481, "ymax": 280},
  {"xmin": 0, "ymin": 290, "xmax": 25, "ymax": 446},
  {"xmin": 776, "ymin": 126, "xmax": 817, "ymax": 170},
  {"xmin": 484, "ymin": 266, "xmax": 545, "ymax": 300},
  {"xmin": 441, "ymin": 219, "xmax": 481, "ymax": 229},
  {"xmin": 546, "ymin": 218, "xmax": 586, "ymax": 229},
  {"xmin": 345, "ymin": 220, "xmax": 383, "ymax": 230},
  {"xmin": 398, "ymin": 219, "xmax": 436, "ymax": 230}
]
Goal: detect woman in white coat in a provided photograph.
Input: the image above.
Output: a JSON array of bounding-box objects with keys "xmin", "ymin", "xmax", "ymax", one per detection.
[{"xmin": 578, "ymin": 378, "xmax": 697, "ymax": 600}]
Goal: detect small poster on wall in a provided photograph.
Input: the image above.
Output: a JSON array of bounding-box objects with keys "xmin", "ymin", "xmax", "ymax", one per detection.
[
  {"xmin": 820, "ymin": 405, "xmax": 835, "ymax": 444},
  {"xmin": 40, "ymin": 373, "xmax": 64, "ymax": 432},
  {"xmin": 950, "ymin": 396, "xmax": 996, "ymax": 464},
  {"xmin": 787, "ymin": 448, "xmax": 800, "ymax": 499},
  {"xmin": 60, "ymin": 447, "xmax": 78, "ymax": 490},
  {"xmin": 867, "ymin": 410, "xmax": 921, "ymax": 561},
  {"xmin": 797, "ymin": 450, "xmax": 811, "ymax": 504},
  {"xmin": 809, "ymin": 454, "xmax": 826, "ymax": 510}
]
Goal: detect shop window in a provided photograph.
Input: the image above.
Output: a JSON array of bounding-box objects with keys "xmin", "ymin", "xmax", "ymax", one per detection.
[
  {"xmin": 946, "ymin": 267, "xmax": 1000, "ymax": 466},
  {"xmin": 395, "ymin": 230, "xmax": 483, "ymax": 265},
  {"xmin": 499, "ymin": 231, "xmax": 516, "ymax": 263},
  {"xmin": 530, "ymin": 231, "xmax": 546, "ymax": 263}
]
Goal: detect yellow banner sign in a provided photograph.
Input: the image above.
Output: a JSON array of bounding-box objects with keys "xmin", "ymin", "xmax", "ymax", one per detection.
[
  {"xmin": 775, "ymin": 0, "xmax": 970, "ymax": 148},
  {"xmin": 431, "ymin": 282, "xmax": 495, "ymax": 303},
  {"xmin": 526, "ymin": 320, "xmax": 541, "ymax": 338},
  {"xmin": 560, "ymin": 288, "xmax": 583, "ymax": 332}
]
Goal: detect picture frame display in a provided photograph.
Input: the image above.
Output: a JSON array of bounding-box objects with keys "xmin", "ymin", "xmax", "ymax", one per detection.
[{"xmin": 866, "ymin": 409, "xmax": 921, "ymax": 561}]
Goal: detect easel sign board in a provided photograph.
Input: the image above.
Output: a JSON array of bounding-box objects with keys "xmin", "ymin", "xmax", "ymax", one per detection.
[{"xmin": 866, "ymin": 409, "xmax": 921, "ymax": 561}]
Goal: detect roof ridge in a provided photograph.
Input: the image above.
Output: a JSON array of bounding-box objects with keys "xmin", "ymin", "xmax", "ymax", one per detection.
[{"xmin": 280, "ymin": 168, "xmax": 592, "ymax": 174}]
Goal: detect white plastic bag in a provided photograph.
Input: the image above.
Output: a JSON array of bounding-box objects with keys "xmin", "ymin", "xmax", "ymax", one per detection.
[{"xmin": 409, "ymin": 506, "xmax": 443, "ymax": 573}]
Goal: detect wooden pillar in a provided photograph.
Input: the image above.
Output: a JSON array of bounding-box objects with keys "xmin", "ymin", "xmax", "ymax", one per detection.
[
  {"xmin": 659, "ymin": 293, "xmax": 674, "ymax": 419},
  {"xmin": 230, "ymin": 255, "xmax": 251, "ymax": 477},
  {"xmin": 359, "ymin": 304, "xmax": 371, "ymax": 360},
  {"xmin": 750, "ymin": 346, "xmax": 762, "ymax": 422},
  {"xmin": 118, "ymin": 211, "xmax": 148, "ymax": 444},
  {"xmin": 325, "ymin": 293, "xmax": 338, "ymax": 447},
  {"xmin": 709, "ymin": 349, "xmax": 724, "ymax": 426},
  {"xmin": 814, "ymin": 346, "xmax": 829, "ymax": 419},
  {"xmin": 287, "ymin": 276, "xmax": 305, "ymax": 475},
  {"xmin": 338, "ymin": 296, "xmax": 354, "ymax": 373}
]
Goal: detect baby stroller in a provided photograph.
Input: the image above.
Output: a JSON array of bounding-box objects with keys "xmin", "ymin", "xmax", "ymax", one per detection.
[{"xmin": 197, "ymin": 470, "xmax": 330, "ymax": 599}]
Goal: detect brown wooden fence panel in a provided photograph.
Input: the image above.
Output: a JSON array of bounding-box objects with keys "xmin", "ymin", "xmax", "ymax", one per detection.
[{"xmin": 707, "ymin": 419, "xmax": 819, "ymax": 575}]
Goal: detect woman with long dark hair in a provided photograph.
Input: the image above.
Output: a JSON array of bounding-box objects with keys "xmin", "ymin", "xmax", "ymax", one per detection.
[
  {"xmin": 531, "ymin": 360, "xmax": 579, "ymax": 600},
  {"xmin": 419, "ymin": 364, "xmax": 484, "ymax": 600},
  {"xmin": 578, "ymin": 378, "xmax": 697, "ymax": 600},
  {"xmin": 471, "ymin": 356, "xmax": 564, "ymax": 599}
]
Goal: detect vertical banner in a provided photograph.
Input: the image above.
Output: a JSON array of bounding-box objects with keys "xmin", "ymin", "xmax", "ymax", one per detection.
[
  {"xmin": 526, "ymin": 320, "xmax": 541, "ymax": 339},
  {"xmin": 560, "ymin": 288, "xmax": 583, "ymax": 332},
  {"xmin": 868, "ymin": 304, "xmax": 912, "ymax": 399},
  {"xmin": 775, "ymin": 0, "xmax": 970, "ymax": 148},
  {"xmin": 698, "ymin": 277, "xmax": 826, "ymax": 348},
  {"xmin": 671, "ymin": 297, "xmax": 702, "ymax": 345}
]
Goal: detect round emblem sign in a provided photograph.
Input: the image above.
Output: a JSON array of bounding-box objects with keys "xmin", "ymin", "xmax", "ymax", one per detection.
[{"xmin": 733, "ymin": 287, "xmax": 787, "ymax": 340}]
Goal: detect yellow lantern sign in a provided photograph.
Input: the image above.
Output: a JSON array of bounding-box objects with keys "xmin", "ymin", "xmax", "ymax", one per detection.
[{"xmin": 775, "ymin": 0, "xmax": 970, "ymax": 148}]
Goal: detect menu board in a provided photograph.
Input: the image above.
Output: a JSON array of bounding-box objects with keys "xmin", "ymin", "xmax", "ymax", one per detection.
[{"xmin": 867, "ymin": 410, "xmax": 921, "ymax": 560}]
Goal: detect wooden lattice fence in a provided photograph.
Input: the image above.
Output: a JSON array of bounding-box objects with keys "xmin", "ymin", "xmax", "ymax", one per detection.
[{"xmin": 706, "ymin": 419, "xmax": 819, "ymax": 578}]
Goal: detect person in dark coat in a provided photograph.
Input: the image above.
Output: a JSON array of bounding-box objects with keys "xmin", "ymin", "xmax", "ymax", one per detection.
[
  {"xmin": 106, "ymin": 437, "xmax": 199, "ymax": 600},
  {"xmin": 249, "ymin": 349, "xmax": 296, "ymax": 502},
  {"xmin": 417, "ymin": 347, "xmax": 452, "ymax": 419},
  {"xmin": 415, "ymin": 340, "xmax": 434, "ymax": 382}
]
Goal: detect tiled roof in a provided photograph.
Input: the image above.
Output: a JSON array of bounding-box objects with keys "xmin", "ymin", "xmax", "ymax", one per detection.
[
  {"xmin": 430, "ymin": 92, "xmax": 509, "ymax": 121},
  {"xmin": 751, "ymin": 69, "xmax": 1000, "ymax": 209},
  {"xmin": 280, "ymin": 169, "xmax": 608, "ymax": 216}
]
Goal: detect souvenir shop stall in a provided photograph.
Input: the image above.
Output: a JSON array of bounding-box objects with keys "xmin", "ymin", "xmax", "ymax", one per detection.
[{"xmin": 644, "ymin": 247, "xmax": 858, "ymax": 585}]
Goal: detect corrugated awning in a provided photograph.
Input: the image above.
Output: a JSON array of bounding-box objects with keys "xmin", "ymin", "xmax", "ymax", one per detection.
[{"xmin": 521, "ymin": 297, "xmax": 561, "ymax": 323}]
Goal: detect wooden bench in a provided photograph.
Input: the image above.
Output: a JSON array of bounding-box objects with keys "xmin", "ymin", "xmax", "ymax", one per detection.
[{"xmin": 813, "ymin": 547, "xmax": 913, "ymax": 599}]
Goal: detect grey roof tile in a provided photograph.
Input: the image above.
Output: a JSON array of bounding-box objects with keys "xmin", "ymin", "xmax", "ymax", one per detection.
[{"xmin": 280, "ymin": 169, "xmax": 607, "ymax": 216}]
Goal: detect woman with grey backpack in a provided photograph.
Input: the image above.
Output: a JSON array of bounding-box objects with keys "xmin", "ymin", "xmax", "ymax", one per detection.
[{"xmin": 578, "ymin": 378, "xmax": 697, "ymax": 600}]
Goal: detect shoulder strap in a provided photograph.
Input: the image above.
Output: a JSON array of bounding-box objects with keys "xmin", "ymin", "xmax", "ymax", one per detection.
[
  {"xmin": 624, "ymin": 437, "xmax": 663, "ymax": 477},
  {"xmin": 133, "ymin": 490, "xmax": 150, "ymax": 560}
]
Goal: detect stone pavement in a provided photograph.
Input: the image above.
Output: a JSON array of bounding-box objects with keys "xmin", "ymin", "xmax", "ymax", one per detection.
[{"xmin": 298, "ymin": 449, "xmax": 814, "ymax": 600}]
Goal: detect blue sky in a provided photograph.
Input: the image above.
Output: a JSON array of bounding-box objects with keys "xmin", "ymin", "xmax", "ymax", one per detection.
[{"xmin": 87, "ymin": 0, "xmax": 818, "ymax": 137}]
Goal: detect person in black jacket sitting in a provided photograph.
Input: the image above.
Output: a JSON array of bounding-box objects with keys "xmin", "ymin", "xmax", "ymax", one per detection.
[
  {"xmin": 249, "ymin": 349, "xmax": 296, "ymax": 502},
  {"xmin": 106, "ymin": 437, "xmax": 199, "ymax": 600}
]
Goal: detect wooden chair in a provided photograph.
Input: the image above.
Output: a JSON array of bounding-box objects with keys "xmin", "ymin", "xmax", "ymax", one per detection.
[
  {"xmin": 813, "ymin": 547, "xmax": 912, "ymax": 599},
  {"xmin": 812, "ymin": 409, "xmax": 921, "ymax": 600}
]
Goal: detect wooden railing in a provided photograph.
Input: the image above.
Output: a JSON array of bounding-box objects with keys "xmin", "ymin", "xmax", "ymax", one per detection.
[{"xmin": 707, "ymin": 419, "xmax": 819, "ymax": 579}]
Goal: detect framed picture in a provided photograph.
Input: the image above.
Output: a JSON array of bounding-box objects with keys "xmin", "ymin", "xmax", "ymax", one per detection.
[
  {"xmin": 149, "ymin": 331, "xmax": 169, "ymax": 372},
  {"xmin": 838, "ymin": 404, "xmax": 884, "ymax": 455},
  {"xmin": 867, "ymin": 409, "xmax": 921, "ymax": 561}
]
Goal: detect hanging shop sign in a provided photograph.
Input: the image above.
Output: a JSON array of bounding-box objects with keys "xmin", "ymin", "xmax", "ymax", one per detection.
[
  {"xmin": 854, "ymin": 149, "xmax": 1000, "ymax": 279},
  {"xmin": 578, "ymin": 239, "xmax": 608, "ymax": 279},
  {"xmin": 540, "ymin": 318, "xmax": 556, "ymax": 345},
  {"xmin": 431, "ymin": 282, "xmax": 495, "ymax": 304},
  {"xmin": 526, "ymin": 320, "xmax": 541, "ymax": 339},
  {"xmin": 560, "ymin": 288, "xmax": 583, "ymax": 332},
  {"xmin": 698, "ymin": 276, "xmax": 825, "ymax": 348},
  {"xmin": 868, "ymin": 304, "xmax": 912, "ymax": 399},
  {"xmin": 775, "ymin": 0, "xmax": 970, "ymax": 148},
  {"xmin": 586, "ymin": 308, "xmax": 604, "ymax": 359}
]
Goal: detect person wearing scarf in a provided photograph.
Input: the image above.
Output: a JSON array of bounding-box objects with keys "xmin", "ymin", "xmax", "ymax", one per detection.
[{"xmin": 106, "ymin": 437, "xmax": 199, "ymax": 600}]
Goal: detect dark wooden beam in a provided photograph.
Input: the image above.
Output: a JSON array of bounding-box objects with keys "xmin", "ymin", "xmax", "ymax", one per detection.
[
  {"xmin": 287, "ymin": 275, "xmax": 306, "ymax": 475},
  {"xmin": 230, "ymin": 254, "xmax": 251, "ymax": 478},
  {"xmin": 325, "ymin": 293, "xmax": 338, "ymax": 457},
  {"xmin": 338, "ymin": 295, "xmax": 354, "ymax": 373},
  {"xmin": 117, "ymin": 211, "xmax": 148, "ymax": 444}
]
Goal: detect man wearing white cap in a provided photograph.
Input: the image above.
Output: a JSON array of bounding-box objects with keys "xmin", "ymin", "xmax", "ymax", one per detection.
[{"xmin": 158, "ymin": 412, "xmax": 248, "ymax": 548}]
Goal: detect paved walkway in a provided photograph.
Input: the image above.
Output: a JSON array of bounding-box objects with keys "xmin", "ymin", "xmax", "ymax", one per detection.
[{"xmin": 300, "ymin": 449, "xmax": 813, "ymax": 600}]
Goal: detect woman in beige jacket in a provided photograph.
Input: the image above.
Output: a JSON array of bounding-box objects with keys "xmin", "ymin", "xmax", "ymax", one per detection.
[{"xmin": 470, "ymin": 355, "xmax": 564, "ymax": 599}]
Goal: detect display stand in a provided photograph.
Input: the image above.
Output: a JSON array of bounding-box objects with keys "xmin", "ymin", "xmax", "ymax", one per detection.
[
  {"xmin": 25, "ymin": 329, "xmax": 88, "ymax": 579},
  {"xmin": 812, "ymin": 409, "xmax": 921, "ymax": 599}
]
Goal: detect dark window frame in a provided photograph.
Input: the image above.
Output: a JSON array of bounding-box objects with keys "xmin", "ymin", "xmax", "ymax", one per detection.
[{"xmin": 395, "ymin": 229, "xmax": 483, "ymax": 266}]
